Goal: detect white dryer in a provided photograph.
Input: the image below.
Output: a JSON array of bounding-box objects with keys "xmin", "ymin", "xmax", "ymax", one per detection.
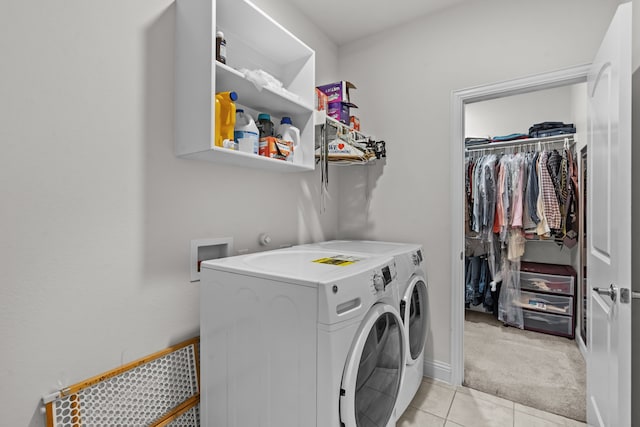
[
  {"xmin": 295, "ymin": 240, "xmax": 429, "ymax": 415},
  {"xmin": 200, "ymin": 248, "xmax": 406, "ymax": 427}
]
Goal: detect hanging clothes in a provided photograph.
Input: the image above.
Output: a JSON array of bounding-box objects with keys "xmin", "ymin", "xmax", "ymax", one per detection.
[{"xmin": 464, "ymin": 139, "xmax": 580, "ymax": 328}]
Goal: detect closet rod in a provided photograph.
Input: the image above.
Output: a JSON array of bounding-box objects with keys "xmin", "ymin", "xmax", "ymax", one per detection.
[{"xmin": 465, "ymin": 134, "xmax": 576, "ymax": 152}]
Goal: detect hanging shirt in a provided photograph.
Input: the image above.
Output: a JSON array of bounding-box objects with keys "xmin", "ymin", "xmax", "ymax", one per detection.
[
  {"xmin": 527, "ymin": 151, "xmax": 541, "ymax": 224},
  {"xmin": 535, "ymin": 153, "xmax": 551, "ymax": 237},
  {"xmin": 539, "ymin": 151, "xmax": 562, "ymax": 230},
  {"xmin": 547, "ymin": 149, "xmax": 563, "ymax": 202},
  {"xmin": 507, "ymin": 229, "xmax": 526, "ymax": 261},
  {"xmin": 472, "ymin": 157, "xmax": 482, "ymax": 233},
  {"xmin": 480, "ymin": 154, "xmax": 497, "ymax": 238},
  {"xmin": 493, "ymin": 160, "xmax": 503, "ymax": 235},
  {"xmin": 510, "ymin": 153, "xmax": 525, "ymax": 228},
  {"xmin": 522, "ymin": 153, "xmax": 537, "ymax": 232}
]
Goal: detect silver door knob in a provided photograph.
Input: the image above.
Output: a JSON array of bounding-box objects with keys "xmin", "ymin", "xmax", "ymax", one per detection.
[{"xmin": 593, "ymin": 284, "xmax": 617, "ymax": 302}]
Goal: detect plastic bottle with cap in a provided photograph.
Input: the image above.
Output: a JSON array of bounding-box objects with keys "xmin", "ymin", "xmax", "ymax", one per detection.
[
  {"xmin": 234, "ymin": 109, "xmax": 259, "ymax": 154},
  {"xmin": 216, "ymin": 31, "xmax": 226, "ymax": 64},
  {"xmin": 215, "ymin": 91, "xmax": 237, "ymax": 148},
  {"xmin": 276, "ymin": 116, "xmax": 301, "ymax": 164},
  {"xmin": 256, "ymin": 113, "xmax": 274, "ymax": 138}
]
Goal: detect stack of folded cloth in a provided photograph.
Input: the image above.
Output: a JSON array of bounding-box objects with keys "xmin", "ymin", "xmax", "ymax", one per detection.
[
  {"xmin": 528, "ymin": 121, "xmax": 576, "ymax": 138},
  {"xmin": 490, "ymin": 133, "xmax": 530, "ymax": 142},
  {"xmin": 464, "ymin": 137, "xmax": 491, "ymax": 147},
  {"xmin": 465, "ymin": 133, "xmax": 531, "ymax": 147}
]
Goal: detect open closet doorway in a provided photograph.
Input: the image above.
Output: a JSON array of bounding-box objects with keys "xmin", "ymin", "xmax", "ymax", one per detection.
[{"xmin": 450, "ymin": 65, "xmax": 590, "ymax": 423}]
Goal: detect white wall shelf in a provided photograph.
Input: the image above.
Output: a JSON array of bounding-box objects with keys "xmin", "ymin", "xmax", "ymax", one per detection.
[
  {"xmin": 175, "ymin": 0, "xmax": 315, "ymax": 172},
  {"xmin": 314, "ymin": 110, "xmax": 383, "ymax": 165}
]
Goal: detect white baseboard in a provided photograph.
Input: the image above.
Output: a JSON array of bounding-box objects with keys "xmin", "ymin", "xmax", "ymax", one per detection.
[
  {"xmin": 576, "ymin": 331, "xmax": 588, "ymax": 361},
  {"xmin": 422, "ymin": 358, "xmax": 452, "ymax": 385}
]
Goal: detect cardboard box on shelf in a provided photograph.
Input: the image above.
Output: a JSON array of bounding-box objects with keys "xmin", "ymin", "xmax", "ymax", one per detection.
[
  {"xmin": 259, "ymin": 136, "xmax": 293, "ymax": 161},
  {"xmin": 316, "ymin": 81, "xmax": 358, "ymax": 108},
  {"xmin": 349, "ymin": 116, "xmax": 360, "ymax": 131},
  {"xmin": 315, "ymin": 88, "xmax": 328, "ymax": 111},
  {"xmin": 328, "ymin": 102, "xmax": 350, "ymax": 124}
]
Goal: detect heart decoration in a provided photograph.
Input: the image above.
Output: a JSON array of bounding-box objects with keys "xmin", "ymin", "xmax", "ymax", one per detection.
[{"xmin": 338, "ymin": 143, "xmax": 345, "ymax": 150}]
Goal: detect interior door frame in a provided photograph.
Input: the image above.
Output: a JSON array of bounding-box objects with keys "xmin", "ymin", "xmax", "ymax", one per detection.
[{"xmin": 449, "ymin": 64, "xmax": 590, "ymax": 386}]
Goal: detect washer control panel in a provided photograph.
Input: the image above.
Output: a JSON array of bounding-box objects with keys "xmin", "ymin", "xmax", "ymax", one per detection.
[
  {"xmin": 370, "ymin": 263, "xmax": 396, "ymax": 294},
  {"xmin": 411, "ymin": 249, "xmax": 424, "ymax": 266}
]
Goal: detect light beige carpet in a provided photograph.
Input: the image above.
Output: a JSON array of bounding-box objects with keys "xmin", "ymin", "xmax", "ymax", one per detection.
[{"xmin": 464, "ymin": 310, "xmax": 586, "ymax": 422}]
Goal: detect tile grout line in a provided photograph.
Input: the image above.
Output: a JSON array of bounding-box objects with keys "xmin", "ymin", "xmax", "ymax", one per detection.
[{"xmin": 444, "ymin": 389, "xmax": 457, "ymax": 424}]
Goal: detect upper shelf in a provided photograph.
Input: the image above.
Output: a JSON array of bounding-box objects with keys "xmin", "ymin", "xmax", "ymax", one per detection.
[
  {"xmin": 174, "ymin": 0, "xmax": 316, "ymax": 172},
  {"xmin": 216, "ymin": 62, "xmax": 313, "ymax": 117}
]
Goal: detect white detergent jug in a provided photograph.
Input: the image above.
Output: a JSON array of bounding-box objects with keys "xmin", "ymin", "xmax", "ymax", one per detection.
[
  {"xmin": 234, "ymin": 109, "xmax": 259, "ymax": 154},
  {"xmin": 276, "ymin": 117, "xmax": 301, "ymax": 164}
]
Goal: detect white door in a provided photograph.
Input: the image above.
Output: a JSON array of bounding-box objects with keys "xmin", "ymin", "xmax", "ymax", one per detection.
[{"xmin": 587, "ymin": 3, "xmax": 632, "ymax": 427}]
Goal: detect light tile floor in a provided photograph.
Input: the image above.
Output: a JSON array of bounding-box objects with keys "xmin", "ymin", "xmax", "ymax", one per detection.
[{"xmin": 397, "ymin": 378, "xmax": 587, "ymax": 427}]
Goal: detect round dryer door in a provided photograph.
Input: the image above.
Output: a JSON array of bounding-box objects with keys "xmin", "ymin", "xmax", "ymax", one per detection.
[
  {"xmin": 340, "ymin": 303, "xmax": 405, "ymax": 427},
  {"xmin": 402, "ymin": 276, "xmax": 428, "ymax": 364}
]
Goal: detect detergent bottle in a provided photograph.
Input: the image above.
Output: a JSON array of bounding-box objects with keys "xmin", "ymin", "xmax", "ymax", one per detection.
[
  {"xmin": 215, "ymin": 91, "xmax": 238, "ymax": 149},
  {"xmin": 234, "ymin": 109, "xmax": 259, "ymax": 154},
  {"xmin": 276, "ymin": 116, "xmax": 301, "ymax": 164},
  {"xmin": 256, "ymin": 113, "xmax": 274, "ymax": 139}
]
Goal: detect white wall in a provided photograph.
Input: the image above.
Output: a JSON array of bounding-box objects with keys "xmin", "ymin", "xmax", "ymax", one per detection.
[
  {"xmin": 336, "ymin": 0, "xmax": 619, "ymax": 372},
  {"xmin": 0, "ymin": 1, "xmax": 338, "ymax": 425},
  {"xmin": 465, "ymin": 86, "xmax": 576, "ymax": 139}
]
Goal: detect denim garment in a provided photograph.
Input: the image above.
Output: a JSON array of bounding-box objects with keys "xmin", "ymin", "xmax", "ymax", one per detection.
[
  {"xmin": 483, "ymin": 273, "xmax": 494, "ymax": 310},
  {"xmin": 477, "ymin": 259, "xmax": 488, "ymax": 306},
  {"xmin": 465, "ymin": 256, "xmax": 481, "ymax": 305},
  {"xmin": 491, "ymin": 133, "xmax": 529, "ymax": 142},
  {"xmin": 528, "ymin": 121, "xmax": 573, "ymax": 133},
  {"xmin": 466, "ymin": 256, "xmax": 493, "ymax": 307},
  {"xmin": 530, "ymin": 128, "xmax": 576, "ymax": 138}
]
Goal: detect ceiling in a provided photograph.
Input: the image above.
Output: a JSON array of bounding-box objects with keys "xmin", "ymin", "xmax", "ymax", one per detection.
[{"xmin": 285, "ymin": 0, "xmax": 470, "ymax": 45}]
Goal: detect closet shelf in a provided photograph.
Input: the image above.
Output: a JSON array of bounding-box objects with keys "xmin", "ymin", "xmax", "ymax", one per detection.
[{"xmin": 465, "ymin": 134, "xmax": 576, "ymax": 152}]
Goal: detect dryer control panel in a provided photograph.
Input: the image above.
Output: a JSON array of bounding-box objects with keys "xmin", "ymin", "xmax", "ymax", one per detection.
[
  {"xmin": 411, "ymin": 250, "xmax": 423, "ymax": 266},
  {"xmin": 371, "ymin": 263, "xmax": 397, "ymax": 294},
  {"xmin": 318, "ymin": 256, "xmax": 397, "ymax": 325}
]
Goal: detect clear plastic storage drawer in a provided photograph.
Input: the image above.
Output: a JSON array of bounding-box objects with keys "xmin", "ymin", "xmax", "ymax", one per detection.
[
  {"xmin": 523, "ymin": 310, "xmax": 573, "ymax": 337},
  {"xmin": 519, "ymin": 290, "xmax": 573, "ymax": 316},
  {"xmin": 520, "ymin": 271, "xmax": 574, "ymax": 295}
]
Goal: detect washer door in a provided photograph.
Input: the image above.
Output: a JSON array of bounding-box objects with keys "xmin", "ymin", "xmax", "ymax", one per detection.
[
  {"xmin": 340, "ymin": 303, "xmax": 405, "ymax": 427},
  {"xmin": 401, "ymin": 276, "xmax": 428, "ymax": 365}
]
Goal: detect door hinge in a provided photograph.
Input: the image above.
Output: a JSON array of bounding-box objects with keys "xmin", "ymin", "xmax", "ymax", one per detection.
[{"xmin": 620, "ymin": 288, "xmax": 640, "ymax": 303}]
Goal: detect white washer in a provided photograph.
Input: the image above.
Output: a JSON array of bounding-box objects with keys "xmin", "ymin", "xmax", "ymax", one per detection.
[
  {"xmin": 295, "ymin": 240, "xmax": 429, "ymax": 415},
  {"xmin": 200, "ymin": 248, "xmax": 406, "ymax": 427}
]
